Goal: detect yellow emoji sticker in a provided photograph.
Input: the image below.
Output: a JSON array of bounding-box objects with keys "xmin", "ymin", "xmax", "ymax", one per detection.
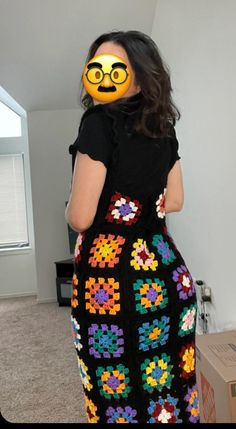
[{"xmin": 83, "ymin": 54, "xmax": 132, "ymax": 103}]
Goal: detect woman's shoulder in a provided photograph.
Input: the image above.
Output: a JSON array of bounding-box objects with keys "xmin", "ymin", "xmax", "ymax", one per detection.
[{"xmin": 79, "ymin": 104, "xmax": 115, "ymax": 132}]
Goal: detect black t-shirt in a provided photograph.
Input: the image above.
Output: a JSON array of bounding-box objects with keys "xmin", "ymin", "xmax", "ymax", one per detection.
[
  {"xmin": 69, "ymin": 96, "xmax": 181, "ymax": 175},
  {"xmin": 69, "ymin": 108, "xmax": 114, "ymax": 173}
]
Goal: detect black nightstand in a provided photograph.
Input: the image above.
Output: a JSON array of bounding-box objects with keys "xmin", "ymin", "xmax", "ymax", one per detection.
[{"xmin": 54, "ymin": 258, "xmax": 74, "ymax": 306}]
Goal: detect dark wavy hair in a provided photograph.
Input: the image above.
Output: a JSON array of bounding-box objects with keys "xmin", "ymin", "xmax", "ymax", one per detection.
[{"xmin": 79, "ymin": 30, "xmax": 181, "ymax": 138}]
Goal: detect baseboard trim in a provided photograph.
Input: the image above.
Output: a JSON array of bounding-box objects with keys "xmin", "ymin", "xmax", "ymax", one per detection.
[
  {"xmin": 36, "ymin": 297, "xmax": 57, "ymax": 304},
  {"xmin": 0, "ymin": 292, "xmax": 37, "ymax": 300}
]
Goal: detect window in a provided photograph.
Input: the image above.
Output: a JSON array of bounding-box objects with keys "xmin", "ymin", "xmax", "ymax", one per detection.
[
  {"xmin": 0, "ymin": 86, "xmax": 32, "ymax": 253},
  {"xmin": 0, "ymin": 154, "xmax": 29, "ymax": 249},
  {"xmin": 0, "ymin": 101, "xmax": 22, "ymax": 137}
]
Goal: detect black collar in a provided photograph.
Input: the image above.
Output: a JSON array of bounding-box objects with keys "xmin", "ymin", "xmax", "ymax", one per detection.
[
  {"xmin": 106, "ymin": 91, "xmax": 143, "ymax": 115},
  {"xmin": 79, "ymin": 91, "xmax": 143, "ymax": 134}
]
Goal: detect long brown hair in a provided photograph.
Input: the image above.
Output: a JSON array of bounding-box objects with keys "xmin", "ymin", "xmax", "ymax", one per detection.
[{"xmin": 79, "ymin": 30, "xmax": 181, "ymax": 138}]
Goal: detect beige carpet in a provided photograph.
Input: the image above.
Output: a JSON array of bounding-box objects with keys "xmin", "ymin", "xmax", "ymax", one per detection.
[{"xmin": 0, "ymin": 296, "xmax": 87, "ymax": 423}]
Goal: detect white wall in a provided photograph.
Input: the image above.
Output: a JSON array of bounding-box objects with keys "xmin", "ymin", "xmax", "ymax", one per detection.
[
  {"xmin": 0, "ymin": 248, "xmax": 37, "ymax": 298},
  {"xmin": 152, "ymin": 0, "xmax": 236, "ymax": 331},
  {"xmin": 27, "ymin": 109, "xmax": 81, "ymax": 302}
]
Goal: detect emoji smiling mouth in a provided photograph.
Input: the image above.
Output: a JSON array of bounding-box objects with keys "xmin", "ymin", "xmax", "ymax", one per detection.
[{"xmin": 98, "ymin": 85, "xmax": 116, "ymax": 92}]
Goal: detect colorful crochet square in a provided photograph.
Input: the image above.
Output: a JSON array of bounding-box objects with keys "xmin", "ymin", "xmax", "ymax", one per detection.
[
  {"xmin": 71, "ymin": 315, "xmax": 82, "ymax": 352},
  {"xmin": 73, "ymin": 231, "xmax": 85, "ymax": 263},
  {"xmin": 184, "ymin": 384, "xmax": 200, "ymax": 423},
  {"xmin": 85, "ymin": 277, "xmax": 120, "ymax": 315},
  {"xmin": 77, "ymin": 357, "xmax": 93, "ymax": 391},
  {"xmin": 179, "ymin": 343, "xmax": 195, "ymax": 379},
  {"xmin": 89, "ymin": 233, "xmax": 125, "ymax": 268},
  {"xmin": 133, "ymin": 278, "xmax": 168, "ymax": 314},
  {"xmin": 138, "ymin": 316, "xmax": 170, "ymax": 352},
  {"xmin": 147, "ymin": 395, "xmax": 183, "ymax": 423},
  {"xmin": 88, "ymin": 323, "xmax": 124, "ymax": 358},
  {"xmin": 172, "ymin": 265, "xmax": 195, "ymax": 300},
  {"xmin": 84, "ymin": 395, "xmax": 100, "ymax": 423},
  {"xmin": 130, "ymin": 239, "xmax": 158, "ymax": 271},
  {"xmin": 141, "ymin": 353, "xmax": 173, "ymax": 393},
  {"xmin": 106, "ymin": 406, "xmax": 138, "ymax": 423},
  {"xmin": 152, "ymin": 234, "xmax": 176, "ymax": 265},
  {"xmin": 105, "ymin": 191, "xmax": 142, "ymax": 225},
  {"xmin": 71, "ymin": 273, "xmax": 79, "ymax": 308},
  {"xmin": 96, "ymin": 364, "xmax": 131, "ymax": 399},
  {"xmin": 178, "ymin": 304, "xmax": 197, "ymax": 337},
  {"xmin": 155, "ymin": 188, "xmax": 166, "ymax": 219}
]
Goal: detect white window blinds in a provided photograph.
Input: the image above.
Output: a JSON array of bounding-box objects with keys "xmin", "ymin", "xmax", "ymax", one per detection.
[{"xmin": 0, "ymin": 154, "xmax": 29, "ymax": 249}]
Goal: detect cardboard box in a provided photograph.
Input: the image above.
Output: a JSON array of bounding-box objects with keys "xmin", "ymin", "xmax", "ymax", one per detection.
[{"xmin": 196, "ymin": 330, "xmax": 236, "ymax": 423}]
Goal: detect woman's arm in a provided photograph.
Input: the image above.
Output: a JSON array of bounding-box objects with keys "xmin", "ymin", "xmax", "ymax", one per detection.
[
  {"xmin": 165, "ymin": 160, "xmax": 184, "ymax": 213},
  {"xmin": 65, "ymin": 152, "xmax": 107, "ymax": 232}
]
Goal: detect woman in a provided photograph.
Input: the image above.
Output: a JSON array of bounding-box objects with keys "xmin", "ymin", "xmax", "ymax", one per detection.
[{"xmin": 66, "ymin": 30, "xmax": 200, "ymax": 424}]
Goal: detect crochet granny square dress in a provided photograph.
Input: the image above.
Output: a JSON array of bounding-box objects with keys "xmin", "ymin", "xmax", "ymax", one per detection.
[{"xmin": 68, "ymin": 92, "xmax": 200, "ymax": 424}]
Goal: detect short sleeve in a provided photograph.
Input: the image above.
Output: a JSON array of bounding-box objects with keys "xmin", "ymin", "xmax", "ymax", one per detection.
[
  {"xmin": 168, "ymin": 125, "xmax": 181, "ymax": 171},
  {"xmin": 68, "ymin": 110, "xmax": 113, "ymax": 174}
]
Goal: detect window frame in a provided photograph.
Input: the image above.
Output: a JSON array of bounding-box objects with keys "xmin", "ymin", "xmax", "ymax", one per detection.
[{"xmin": 0, "ymin": 86, "xmax": 33, "ymax": 255}]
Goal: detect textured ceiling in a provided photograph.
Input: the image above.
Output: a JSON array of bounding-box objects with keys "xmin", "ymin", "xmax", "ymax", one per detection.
[{"xmin": 0, "ymin": 0, "xmax": 157, "ymax": 111}]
